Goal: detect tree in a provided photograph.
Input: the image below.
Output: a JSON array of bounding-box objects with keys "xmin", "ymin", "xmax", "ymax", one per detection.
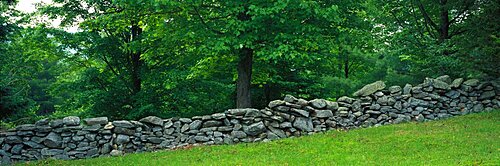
[
  {"xmin": 369, "ymin": 0, "xmax": 498, "ymax": 78},
  {"xmin": 186, "ymin": 0, "xmax": 344, "ymax": 108}
]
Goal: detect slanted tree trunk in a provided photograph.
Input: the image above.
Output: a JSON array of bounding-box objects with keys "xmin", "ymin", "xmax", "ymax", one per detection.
[{"xmin": 236, "ymin": 47, "xmax": 253, "ymax": 108}]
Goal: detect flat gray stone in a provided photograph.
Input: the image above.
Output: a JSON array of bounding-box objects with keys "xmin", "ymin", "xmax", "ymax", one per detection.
[
  {"xmin": 244, "ymin": 122, "xmax": 266, "ymax": 136},
  {"xmin": 23, "ymin": 141, "xmax": 44, "ymax": 149},
  {"xmin": 16, "ymin": 124, "xmax": 35, "ymax": 131},
  {"xmin": 41, "ymin": 148, "xmax": 63, "ymax": 156},
  {"xmin": 211, "ymin": 113, "xmax": 226, "ymax": 120},
  {"xmin": 479, "ymin": 91, "xmax": 495, "ymax": 100},
  {"xmin": 293, "ymin": 117, "xmax": 313, "ymax": 132},
  {"xmin": 268, "ymin": 100, "xmax": 285, "ymax": 108},
  {"xmin": 291, "ymin": 108, "xmax": 309, "ymax": 117},
  {"xmin": 463, "ymin": 79, "xmax": 479, "ymax": 86},
  {"xmin": 139, "ymin": 116, "xmax": 163, "ymax": 126},
  {"xmin": 432, "ymin": 79, "xmax": 451, "ymax": 90},
  {"xmin": 309, "ymin": 99, "xmax": 327, "ymax": 109},
  {"xmin": 284, "ymin": 95, "xmax": 297, "ymax": 103},
  {"xmin": 314, "ymin": 110, "xmax": 333, "ymax": 118},
  {"xmin": 189, "ymin": 120, "xmax": 203, "ymax": 130},
  {"xmin": 325, "ymin": 101, "xmax": 339, "ymax": 110},
  {"xmin": 35, "ymin": 118, "xmax": 49, "ymax": 126},
  {"xmin": 110, "ymin": 150, "xmax": 123, "ymax": 156},
  {"xmin": 194, "ymin": 136, "xmax": 209, "ymax": 142},
  {"xmin": 231, "ymin": 131, "xmax": 247, "ymax": 139},
  {"xmin": 115, "ymin": 134, "xmax": 130, "ymax": 144},
  {"xmin": 43, "ymin": 132, "xmax": 62, "ymax": 148},
  {"xmin": 244, "ymin": 109, "xmax": 261, "ymax": 117},
  {"xmin": 203, "ymin": 121, "xmax": 222, "ymax": 128},
  {"xmin": 49, "ymin": 119, "xmax": 64, "ymax": 128},
  {"xmin": 227, "ymin": 109, "xmax": 248, "ymax": 116},
  {"xmin": 451, "ymin": 78, "xmax": 464, "ymax": 88},
  {"xmin": 353, "ymin": 81, "xmax": 386, "ymax": 96},
  {"xmin": 5, "ymin": 136, "xmax": 22, "ymax": 144},
  {"xmin": 63, "ymin": 116, "xmax": 80, "ymax": 126},
  {"xmin": 403, "ymin": 84, "xmax": 412, "ymax": 95},
  {"xmin": 435, "ymin": 75, "xmax": 452, "ymax": 84},
  {"xmin": 83, "ymin": 117, "xmax": 108, "ymax": 125},
  {"xmin": 389, "ymin": 86, "xmax": 402, "ymax": 94},
  {"xmin": 112, "ymin": 120, "xmax": 134, "ymax": 128}
]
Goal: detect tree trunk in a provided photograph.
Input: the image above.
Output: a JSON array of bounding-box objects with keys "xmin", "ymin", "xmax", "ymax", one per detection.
[
  {"xmin": 235, "ymin": 3, "xmax": 253, "ymax": 108},
  {"xmin": 438, "ymin": 0, "xmax": 450, "ymax": 43},
  {"xmin": 342, "ymin": 51, "xmax": 349, "ymax": 78},
  {"xmin": 236, "ymin": 47, "xmax": 253, "ymax": 108},
  {"xmin": 130, "ymin": 23, "xmax": 143, "ymax": 94}
]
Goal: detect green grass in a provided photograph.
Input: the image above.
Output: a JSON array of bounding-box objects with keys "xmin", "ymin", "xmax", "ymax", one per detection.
[{"xmin": 23, "ymin": 111, "xmax": 500, "ymax": 166}]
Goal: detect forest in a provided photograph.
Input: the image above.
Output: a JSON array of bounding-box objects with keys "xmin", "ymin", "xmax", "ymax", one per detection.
[{"xmin": 0, "ymin": 0, "xmax": 498, "ymax": 127}]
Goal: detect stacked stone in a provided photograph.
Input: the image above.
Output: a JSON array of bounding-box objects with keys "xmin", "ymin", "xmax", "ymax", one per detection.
[
  {"xmin": 0, "ymin": 75, "xmax": 498, "ymax": 164},
  {"xmin": 348, "ymin": 76, "xmax": 500, "ymax": 128},
  {"xmin": 0, "ymin": 116, "xmax": 110, "ymax": 164}
]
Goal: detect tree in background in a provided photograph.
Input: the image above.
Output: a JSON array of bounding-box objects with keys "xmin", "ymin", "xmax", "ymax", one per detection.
[{"xmin": 370, "ymin": 0, "xmax": 499, "ymax": 79}]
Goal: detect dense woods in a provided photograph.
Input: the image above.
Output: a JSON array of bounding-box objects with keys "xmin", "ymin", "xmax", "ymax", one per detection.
[{"xmin": 1, "ymin": 0, "xmax": 498, "ymax": 127}]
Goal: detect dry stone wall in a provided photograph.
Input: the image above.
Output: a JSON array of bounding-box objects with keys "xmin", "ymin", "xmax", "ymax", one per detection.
[{"xmin": 1, "ymin": 75, "xmax": 499, "ymax": 164}]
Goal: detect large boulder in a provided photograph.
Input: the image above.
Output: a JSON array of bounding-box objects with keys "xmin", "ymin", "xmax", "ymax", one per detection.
[
  {"xmin": 139, "ymin": 116, "xmax": 163, "ymax": 126},
  {"xmin": 243, "ymin": 122, "xmax": 266, "ymax": 136},
  {"xmin": 353, "ymin": 81, "xmax": 386, "ymax": 97}
]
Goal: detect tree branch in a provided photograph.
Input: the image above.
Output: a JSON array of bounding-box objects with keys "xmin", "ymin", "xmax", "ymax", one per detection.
[
  {"xmin": 416, "ymin": 0, "xmax": 439, "ymax": 32},
  {"xmin": 192, "ymin": 5, "xmax": 225, "ymax": 35},
  {"xmin": 101, "ymin": 54, "xmax": 134, "ymax": 93}
]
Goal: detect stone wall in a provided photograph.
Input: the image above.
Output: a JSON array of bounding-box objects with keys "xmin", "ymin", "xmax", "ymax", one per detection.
[{"xmin": 0, "ymin": 75, "xmax": 499, "ymax": 164}]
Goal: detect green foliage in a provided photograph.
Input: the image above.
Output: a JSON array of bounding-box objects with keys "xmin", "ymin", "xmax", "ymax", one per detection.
[{"xmin": 0, "ymin": 0, "xmax": 497, "ymax": 124}]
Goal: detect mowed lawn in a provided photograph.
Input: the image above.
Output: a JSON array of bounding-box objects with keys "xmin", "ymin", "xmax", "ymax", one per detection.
[{"xmin": 22, "ymin": 111, "xmax": 500, "ymax": 166}]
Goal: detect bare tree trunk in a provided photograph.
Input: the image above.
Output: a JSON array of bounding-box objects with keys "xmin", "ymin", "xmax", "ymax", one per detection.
[
  {"xmin": 130, "ymin": 24, "xmax": 143, "ymax": 94},
  {"xmin": 439, "ymin": 0, "xmax": 450, "ymax": 43},
  {"xmin": 236, "ymin": 47, "xmax": 253, "ymax": 108}
]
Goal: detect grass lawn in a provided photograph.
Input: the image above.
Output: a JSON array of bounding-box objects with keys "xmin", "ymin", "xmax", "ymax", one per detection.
[{"xmin": 22, "ymin": 111, "xmax": 500, "ymax": 166}]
